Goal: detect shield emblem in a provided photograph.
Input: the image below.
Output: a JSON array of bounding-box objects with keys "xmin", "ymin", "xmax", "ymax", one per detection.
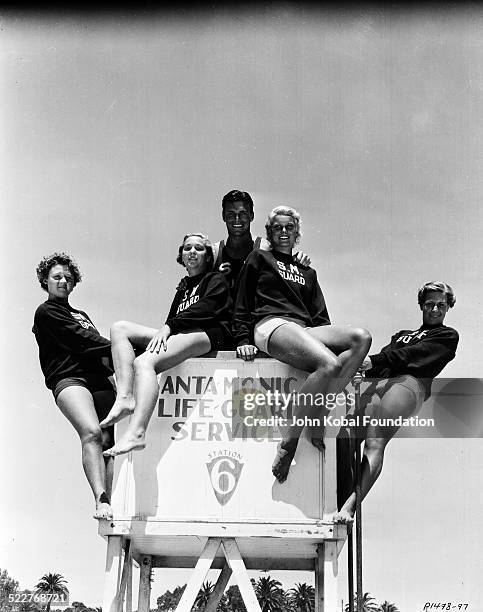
[{"xmin": 206, "ymin": 455, "xmax": 244, "ymax": 506}]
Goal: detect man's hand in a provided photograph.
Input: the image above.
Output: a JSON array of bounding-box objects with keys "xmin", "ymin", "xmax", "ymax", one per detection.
[
  {"xmin": 219, "ymin": 262, "xmax": 232, "ymax": 275},
  {"xmin": 146, "ymin": 325, "xmax": 171, "ymax": 353},
  {"xmin": 294, "ymin": 251, "xmax": 311, "ymax": 266},
  {"xmin": 236, "ymin": 344, "xmax": 259, "ymax": 361},
  {"xmin": 360, "ymin": 356, "xmax": 372, "ymax": 371}
]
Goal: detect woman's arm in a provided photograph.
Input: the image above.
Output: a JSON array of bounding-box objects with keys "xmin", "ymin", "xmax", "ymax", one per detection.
[
  {"xmin": 308, "ymin": 271, "xmax": 331, "ymax": 326},
  {"xmin": 369, "ymin": 327, "xmax": 459, "ymax": 372},
  {"xmin": 165, "ymin": 273, "xmax": 231, "ymax": 334},
  {"xmin": 34, "ymin": 305, "xmax": 111, "ymax": 358}
]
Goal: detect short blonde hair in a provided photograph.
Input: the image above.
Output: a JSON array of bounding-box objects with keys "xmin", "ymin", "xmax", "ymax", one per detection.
[{"xmin": 265, "ymin": 206, "xmax": 302, "ymax": 245}]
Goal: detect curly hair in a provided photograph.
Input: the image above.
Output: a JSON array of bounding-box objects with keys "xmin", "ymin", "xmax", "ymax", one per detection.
[
  {"xmin": 176, "ymin": 233, "xmax": 214, "ymax": 270},
  {"xmin": 36, "ymin": 252, "xmax": 82, "ymax": 291},
  {"xmin": 418, "ymin": 281, "xmax": 456, "ymax": 308},
  {"xmin": 265, "ymin": 205, "xmax": 302, "ymax": 245}
]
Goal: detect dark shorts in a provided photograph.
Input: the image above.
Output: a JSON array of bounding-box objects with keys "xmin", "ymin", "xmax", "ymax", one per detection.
[
  {"xmin": 53, "ymin": 376, "xmax": 115, "ymax": 401},
  {"xmin": 205, "ymin": 326, "xmax": 234, "ymax": 351},
  {"xmin": 53, "ymin": 377, "xmax": 116, "ymax": 440}
]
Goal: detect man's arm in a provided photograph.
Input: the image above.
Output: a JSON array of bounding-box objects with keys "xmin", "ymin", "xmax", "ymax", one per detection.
[
  {"xmin": 232, "ymin": 254, "xmax": 259, "ymax": 360},
  {"xmin": 258, "ymin": 238, "xmax": 311, "ymax": 266}
]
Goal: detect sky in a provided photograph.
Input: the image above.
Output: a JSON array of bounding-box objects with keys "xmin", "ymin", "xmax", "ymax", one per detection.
[{"xmin": 1, "ymin": 5, "xmax": 483, "ymax": 611}]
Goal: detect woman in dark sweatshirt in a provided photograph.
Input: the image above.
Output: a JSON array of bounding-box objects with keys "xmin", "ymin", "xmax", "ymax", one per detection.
[
  {"xmin": 335, "ymin": 281, "xmax": 459, "ymax": 523},
  {"xmin": 32, "ymin": 252, "xmax": 116, "ymax": 519},
  {"xmin": 233, "ymin": 206, "xmax": 371, "ymax": 483},
  {"xmin": 101, "ymin": 233, "xmax": 232, "ymax": 456}
]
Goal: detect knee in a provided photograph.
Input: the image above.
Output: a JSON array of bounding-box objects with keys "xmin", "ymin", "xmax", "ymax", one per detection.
[
  {"xmin": 133, "ymin": 353, "xmax": 156, "ymax": 375},
  {"xmin": 315, "ymin": 355, "xmax": 342, "ymax": 378},
  {"xmin": 81, "ymin": 426, "xmax": 103, "ymax": 446},
  {"xmin": 110, "ymin": 320, "xmax": 131, "ymax": 338},
  {"xmin": 364, "ymin": 437, "xmax": 387, "ymax": 457},
  {"xmin": 352, "ymin": 327, "xmax": 372, "ymax": 351}
]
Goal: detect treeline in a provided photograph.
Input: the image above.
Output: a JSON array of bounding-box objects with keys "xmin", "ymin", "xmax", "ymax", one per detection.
[
  {"xmin": 2, "ymin": 568, "xmax": 400, "ymax": 612},
  {"xmin": 155, "ymin": 577, "xmax": 400, "ymax": 612},
  {"xmin": 156, "ymin": 577, "xmax": 313, "ymax": 612}
]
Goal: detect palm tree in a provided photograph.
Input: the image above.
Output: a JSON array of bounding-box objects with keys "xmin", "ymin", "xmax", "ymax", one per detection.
[
  {"xmin": 35, "ymin": 574, "xmax": 68, "ymax": 612},
  {"xmin": 224, "ymin": 585, "xmax": 246, "ymax": 612},
  {"xmin": 157, "ymin": 585, "xmax": 186, "ymax": 611},
  {"xmin": 379, "ymin": 602, "xmax": 399, "ymax": 612},
  {"xmin": 289, "ymin": 583, "xmax": 315, "ymax": 612},
  {"xmin": 195, "ymin": 581, "xmax": 215, "ymax": 610},
  {"xmin": 344, "ymin": 592, "xmax": 379, "ymax": 612},
  {"xmin": 254, "ymin": 576, "xmax": 285, "ymax": 612}
]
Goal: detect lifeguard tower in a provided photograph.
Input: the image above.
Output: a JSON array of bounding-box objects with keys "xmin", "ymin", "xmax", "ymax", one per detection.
[{"xmin": 99, "ymin": 353, "xmax": 349, "ymax": 612}]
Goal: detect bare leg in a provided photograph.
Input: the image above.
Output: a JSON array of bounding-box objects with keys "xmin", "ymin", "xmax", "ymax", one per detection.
[
  {"xmin": 306, "ymin": 326, "xmax": 371, "ymax": 448},
  {"xmin": 306, "ymin": 326, "xmax": 371, "ymax": 394},
  {"xmin": 57, "ymin": 386, "xmax": 113, "ymax": 519},
  {"xmin": 104, "ymin": 331, "xmax": 211, "ymax": 456},
  {"xmin": 334, "ymin": 381, "xmax": 419, "ymax": 523},
  {"xmin": 267, "ymin": 324, "xmax": 342, "ymax": 483},
  {"xmin": 100, "ymin": 321, "xmax": 159, "ymax": 428},
  {"xmin": 92, "ymin": 388, "xmax": 116, "ymax": 501}
]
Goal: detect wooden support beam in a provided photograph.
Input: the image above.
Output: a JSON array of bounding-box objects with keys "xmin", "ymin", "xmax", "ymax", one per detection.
[
  {"xmin": 146, "ymin": 554, "xmax": 315, "ymax": 571},
  {"xmin": 126, "ymin": 552, "xmax": 133, "ymax": 612},
  {"xmin": 222, "ymin": 539, "xmax": 262, "ymax": 612},
  {"xmin": 102, "ymin": 536, "xmax": 123, "ymax": 612},
  {"xmin": 115, "ymin": 540, "xmax": 131, "ymax": 612},
  {"xmin": 315, "ymin": 542, "xmax": 338, "ymax": 612},
  {"xmin": 347, "ymin": 529, "xmax": 354, "ymax": 612},
  {"xmin": 324, "ymin": 542, "xmax": 339, "ymax": 612},
  {"xmin": 315, "ymin": 543, "xmax": 324, "ymax": 612},
  {"xmin": 138, "ymin": 555, "xmax": 152, "ymax": 612},
  {"xmin": 176, "ymin": 538, "xmax": 221, "ymax": 612},
  {"xmin": 204, "ymin": 562, "xmax": 232, "ymax": 612}
]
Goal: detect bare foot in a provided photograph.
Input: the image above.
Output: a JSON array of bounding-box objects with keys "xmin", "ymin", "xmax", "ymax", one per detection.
[
  {"xmin": 310, "ymin": 437, "xmax": 325, "ymax": 452},
  {"xmin": 333, "ymin": 508, "xmax": 355, "ymax": 524},
  {"xmin": 94, "ymin": 493, "xmax": 113, "ymax": 520},
  {"xmin": 100, "ymin": 396, "xmax": 135, "ymax": 429},
  {"xmin": 103, "ymin": 431, "xmax": 146, "ymax": 457},
  {"xmin": 272, "ymin": 439, "xmax": 298, "ymax": 483},
  {"xmin": 308, "ymin": 424, "xmax": 325, "ymax": 452}
]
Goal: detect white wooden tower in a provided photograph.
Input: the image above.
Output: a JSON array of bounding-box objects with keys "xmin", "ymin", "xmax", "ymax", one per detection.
[{"xmin": 99, "ymin": 352, "xmax": 348, "ymax": 612}]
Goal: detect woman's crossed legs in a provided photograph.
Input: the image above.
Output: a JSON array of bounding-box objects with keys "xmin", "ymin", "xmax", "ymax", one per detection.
[
  {"xmin": 102, "ymin": 321, "xmax": 211, "ymax": 456},
  {"xmin": 266, "ymin": 323, "xmax": 371, "ymax": 483}
]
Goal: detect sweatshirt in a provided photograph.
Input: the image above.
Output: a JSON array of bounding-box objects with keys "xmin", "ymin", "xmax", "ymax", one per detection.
[
  {"xmin": 32, "ymin": 300, "xmax": 113, "ymax": 390},
  {"xmin": 233, "ymin": 249, "xmax": 330, "ymax": 347},
  {"xmin": 165, "ymin": 271, "xmax": 232, "ymax": 338},
  {"xmin": 214, "ymin": 237, "xmax": 262, "ymax": 296},
  {"xmin": 366, "ymin": 323, "xmax": 459, "ymax": 398}
]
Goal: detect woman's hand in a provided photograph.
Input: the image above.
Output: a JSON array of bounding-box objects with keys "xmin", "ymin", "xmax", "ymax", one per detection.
[
  {"xmin": 236, "ymin": 344, "xmax": 258, "ymax": 361},
  {"xmin": 360, "ymin": 356, "xmax": 372, "ymax": 371},
  {"xmin": 146, "ymin": 325, "xmax": 171, "ymax": 354}
]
